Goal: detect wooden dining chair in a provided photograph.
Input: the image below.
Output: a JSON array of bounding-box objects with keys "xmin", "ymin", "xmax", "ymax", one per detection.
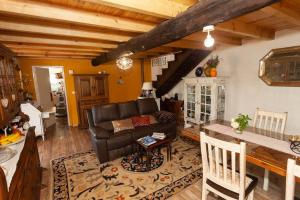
[
  {"xmin": 253, "ymin": 108, "xmax": 287, "ymax": 134},
  {"xmin": 200, "ymin": 132, "xmax": 258, "ymax": 200},
  {"xmin": 285, "ymin": 159, "xmax": 300, "ymax": 200},
  {"xmin": 0, "ymin": 167, "xmax": 8, "ymax": 200},
  {"xmin": 253, "ymin": 108, "xmax": 288, "ymax": 191}
]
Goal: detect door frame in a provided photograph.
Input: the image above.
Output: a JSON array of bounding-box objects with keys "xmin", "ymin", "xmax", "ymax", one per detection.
[{"xmin": 32, "ymin": 66, "xmax": 70, "ymax": 126}]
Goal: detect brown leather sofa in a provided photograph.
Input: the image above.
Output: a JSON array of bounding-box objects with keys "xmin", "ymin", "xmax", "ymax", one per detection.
[{"xmin": 87, "ymin": 98, "xmax": 177, "ymax": 163}]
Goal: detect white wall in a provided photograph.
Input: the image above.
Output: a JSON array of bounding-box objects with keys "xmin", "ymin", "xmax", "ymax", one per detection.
[{"xmin": 169, "ymin": 30, "xmax": 300, "ymax": 134}]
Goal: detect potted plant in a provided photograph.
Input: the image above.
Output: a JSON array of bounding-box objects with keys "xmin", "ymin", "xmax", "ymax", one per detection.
[
  {"xmin": 231, "ymin": 114, "xmax": 251, "ymax": 134},
  {"xmin": 204, "ymin": 56, "xmax": 219, "ymax": 77}
]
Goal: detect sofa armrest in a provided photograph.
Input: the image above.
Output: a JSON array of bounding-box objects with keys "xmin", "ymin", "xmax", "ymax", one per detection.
[
  {"xmin": 154, "ymin": 111, "xmax": 176, "ymax": 123},
  {"xmin": 87, "ymin": 109, "xmax": 110, "ymax": 139},
  {"xmin": 89, "ymin": 126, "xmax": 110, "ymax": 139}
]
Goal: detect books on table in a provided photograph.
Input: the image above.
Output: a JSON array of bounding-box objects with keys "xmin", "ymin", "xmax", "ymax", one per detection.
[
  {"xmin": 138, "ymin": 136, "xmax": 156, "ymax": 146},
  {"xmin": 152, "ymin": 132, "xmax": 166, "ymax": 140}
]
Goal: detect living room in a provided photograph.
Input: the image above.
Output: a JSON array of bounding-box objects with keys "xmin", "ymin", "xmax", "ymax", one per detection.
[{"xmin": 0, "ymin": 0, "xmax": 300, "ymax": 200}]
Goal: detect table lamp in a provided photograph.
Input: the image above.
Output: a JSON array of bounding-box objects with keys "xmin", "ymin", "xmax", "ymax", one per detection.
[{"xmin": 142, "ymin": 82, "xmax": 153, "ymax": 97}]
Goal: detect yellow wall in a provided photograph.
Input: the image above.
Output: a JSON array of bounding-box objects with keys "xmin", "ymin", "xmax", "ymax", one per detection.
[{"xmin": 18, "ymin": 58, "xmax": 152, "ymax": 126}]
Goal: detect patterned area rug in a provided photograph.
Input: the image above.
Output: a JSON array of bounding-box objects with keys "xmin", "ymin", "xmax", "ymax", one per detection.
[
  {"xmin": 51, "ymin": 139, "xmax": 202, "ymax": 200},
  {"xmin": 121, "ymin": 151, "xmax": 164, "ymax": 172}
]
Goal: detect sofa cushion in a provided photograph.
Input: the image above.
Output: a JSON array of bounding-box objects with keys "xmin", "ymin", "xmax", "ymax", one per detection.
[
  {"xmin": 112, "ymin": 118, "xmax": 134, "ymax": 133},
  {"xmin": 92, "ymin": 104, "xmax": 119, "ymax": 124},
  {"xmin": 137, "ymin": 98, "xmax": 158, "ymax": 115},
  {"xmin": 118, "ymin": 101, "xmax": 139, "ymax": 119},
  {"xmin": 131, "ymin": 116, "xmax": 150, "ymax": 127},
  {"xmin": 132, "ymin": 122, "xmax": 176, "ymax": 140},
  {"xmin": 142, "ymin": 115, "xmax": 158, "ymax": 124}
]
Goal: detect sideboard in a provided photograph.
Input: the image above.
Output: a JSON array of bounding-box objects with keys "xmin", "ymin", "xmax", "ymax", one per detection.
[{"xmin": 0, "ymin": 128, "xmax": 42, "ymax": 200}]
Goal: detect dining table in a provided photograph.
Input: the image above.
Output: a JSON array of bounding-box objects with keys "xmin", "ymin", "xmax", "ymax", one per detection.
[{"xmin": 202, "ymin": 120, "xmax": 300, "ymax": 185}]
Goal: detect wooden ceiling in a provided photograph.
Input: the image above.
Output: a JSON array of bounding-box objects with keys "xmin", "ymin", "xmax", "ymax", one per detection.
[{"xmin": 0, "ymin": 0, "xmax": 299, "ymax": 60}]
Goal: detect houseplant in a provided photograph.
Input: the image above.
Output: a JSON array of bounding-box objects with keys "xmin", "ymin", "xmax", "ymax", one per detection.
[
  {"xmin": 204, "ymin": 56, "xmax": 219, "ymax": 77},
  {"xmin": 231, "ymin": 114, "xmax": 251, "ymax": 133}
]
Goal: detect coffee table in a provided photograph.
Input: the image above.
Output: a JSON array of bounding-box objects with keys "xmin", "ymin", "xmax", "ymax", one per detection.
[{"xmin": 135, "ymin": 136, "xmax": 172, "ymax": 171}]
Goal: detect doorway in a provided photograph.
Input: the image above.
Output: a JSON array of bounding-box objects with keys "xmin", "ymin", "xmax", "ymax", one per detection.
[{"xmin": 32, "ymin": 66, "xmax": 70, "ymax": 126}]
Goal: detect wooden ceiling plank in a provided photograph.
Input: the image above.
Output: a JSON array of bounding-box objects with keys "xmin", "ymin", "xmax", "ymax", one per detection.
[
  {"xmin": 0, "ymin": 35, "xmax": 117, "ymax": 48},
  {"xmin": 85, "ymin": 0, "xmax": 275, "ymax": 40},
  {"xmin": 5, "ymin": 44, "xmax": 107, "ymax": 52},
  {"xmin": 17, "ymin": 55, "xmax": 95, "ymax": 59},
  {"xmin": 4, "ymin": 43, "xmax": 106, "ymax": 51},
  {"xmin": 0, "ymin": 0, "xmax": 155, "ymax": 33},
  {"xmin": 92, "ymin": 0, "xmax": 278, "ymax": 65},
  {"xmin": 216, "ymin": 20, "xmax": 275, "ymax": 39},
  {"xmin": 184, "ymin": 32, "xmax": 242, "ymax": 45},
  {"xmin": 0, "ymin": 20, "xmax": 131, "ymax": 42},
  {"xmin": 12, "ymin": 49, "xmax": 99, "ymax": 56},
  {"xmin": 81, "ymin": 0, "xmax": 190, "ymax": 19},
  {"xmin": 261, "ymin": 2, "xmax": 300, "ymax": 26}
]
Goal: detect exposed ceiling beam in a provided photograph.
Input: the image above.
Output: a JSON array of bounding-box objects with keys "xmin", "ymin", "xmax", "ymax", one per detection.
[
  {"xmin": 92, "ymin": 0, "xmax": 278, "ymax": 66},
  {"xmin": 0, "ymin": 20, "xmax": 131, "ymax": 42},
  {"xmin": 82, "ymin": 0, "xmax": 190, "ymax": 19},
  {"xmin": 86, "ymin": 0, "xmax": 275, "ymax": 39},
  {"xmin": 0, "ymin": 0, "xmax": 155, "ymax": 33},
  {"xmin": 216, "ymin": 20, "xmax": 275, "ymax": 39},
  {"xmin": 165, "ymin": 40, "xmax": 206, "ymax": 49},
  {"xmin": 147, "ymin": 47, "xmax": 175, "ymax": 53},
  {"xmin": 5, "ymin": 44, "xmax": 107, "ymax": 52},
  {"xmin": 0, "ymin": 43, "xmax": 15, "ymax": 58},
  {"xmin": 0, "ymin": 35, "xmax": 117, "ymax": 49},
  {"xmin": 261, "ymin": 2, "xmax": 300, "ymax": 26}
]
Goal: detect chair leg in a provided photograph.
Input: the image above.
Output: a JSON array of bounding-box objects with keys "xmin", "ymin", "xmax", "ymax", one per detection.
[
  {"xmin": 263, "ymin": 169, "xmax": 269, "ymax": 191},
  {"xmin": 202, "ymin": 180, "xmax": 208, "ymax": 200},
  {"xmin": 247, "ymin": 191, "xmax": 254, "ymax": 200}
]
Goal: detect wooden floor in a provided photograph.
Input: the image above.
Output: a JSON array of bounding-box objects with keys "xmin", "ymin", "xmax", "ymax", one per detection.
[{"xmin": 38, "ymin": 118, "xmax": 294, "ymax": 200}]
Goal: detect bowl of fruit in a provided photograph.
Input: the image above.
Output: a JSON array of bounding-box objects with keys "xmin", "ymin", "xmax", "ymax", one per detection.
[
  {"xmin": 0, "ymin": 127, "xmax": 25, "ymax": 147},
  {"xmin": 289, "ymin": 135, "xmax": 300, "ymax": 155}
]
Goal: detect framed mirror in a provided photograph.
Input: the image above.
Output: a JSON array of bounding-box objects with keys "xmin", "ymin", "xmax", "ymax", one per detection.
[{"xmin": 259, "ymin": 46, "xmax": 300, "ymax": 87}]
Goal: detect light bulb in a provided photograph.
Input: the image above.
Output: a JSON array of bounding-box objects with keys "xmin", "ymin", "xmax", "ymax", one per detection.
[{"xmin": 204, "ymin": 33, "xmax": 215, "ymax": 48}]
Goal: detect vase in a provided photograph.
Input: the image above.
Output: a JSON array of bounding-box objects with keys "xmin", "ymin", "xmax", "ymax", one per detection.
[
  {"xmin": 204, "ymin": 66, "xmax": 211, "ymax": 77},
  {"xmin": 195, "ymin": 67, "xmax": 203, "ymax": 77},
  {"xmin": 234, "ymin": 128, "xmax": 243, "ymax": 134},
  {"xmin": 210, "ymin": 68, "xmax": 217, "ymax": 77}
]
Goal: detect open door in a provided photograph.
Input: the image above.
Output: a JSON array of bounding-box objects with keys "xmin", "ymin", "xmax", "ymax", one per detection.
[{"xmin": 32, "ymin": 67, "xmax": 53, "ymax": 110}]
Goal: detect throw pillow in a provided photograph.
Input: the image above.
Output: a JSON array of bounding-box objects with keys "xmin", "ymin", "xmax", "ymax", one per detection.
[
  {"xmin": 112, "ymin": 119, "xmax": 134, "ymax": 133},
  {"xmin": 142, "ymin": 115, "xmax": 158, "ymax": 124},
  {"xmin": 154, "ymin": 111, "xmax": 176, "ymax": 123},
  {"xmin": 131, "ymin": 116, "xmax": 150, "ymax": 127}
]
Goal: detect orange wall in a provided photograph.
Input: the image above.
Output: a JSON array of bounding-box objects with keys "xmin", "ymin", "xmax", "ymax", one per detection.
[{"xmin": 18, "ymin": 58, "xmax": 152, "ymax": 126}]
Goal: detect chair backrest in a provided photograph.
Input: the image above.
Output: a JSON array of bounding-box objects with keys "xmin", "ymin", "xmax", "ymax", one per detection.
[
  {"xmin": 200, "ymin": 132, "xmax": 247, "ymax": 200},
  {"xmin": 285, "ymin": 159, "xmax": 300, "ymax": 200},
  {"xmin": 253, "ymin": 108, "xmax": 287, "ymax": 134}
]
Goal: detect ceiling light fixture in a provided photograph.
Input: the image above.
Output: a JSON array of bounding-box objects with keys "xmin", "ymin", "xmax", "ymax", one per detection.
[
  {"xmin": 203, "ymin": 25, "xmax": 215, "ymax": 48},
  {"xmin": 116, "ymin": 56, "xmax": 133, "ymax": 70}
]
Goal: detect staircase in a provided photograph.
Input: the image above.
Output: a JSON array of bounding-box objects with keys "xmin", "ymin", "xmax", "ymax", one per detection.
[{"xmin": 153, "ymin": 49, "xmax": 211, "ymax": 97}]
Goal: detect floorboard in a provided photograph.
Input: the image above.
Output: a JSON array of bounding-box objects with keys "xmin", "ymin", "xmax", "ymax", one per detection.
[{"xmin": 38, "ymin": 118, "xmax": 297, "ymax": 200}]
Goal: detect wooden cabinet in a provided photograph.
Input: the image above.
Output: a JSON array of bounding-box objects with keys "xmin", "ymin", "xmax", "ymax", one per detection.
[
  {"xmin": 74, "ymin": 74, "xmax": 109, "ymax": 128},
  {"xmin": 183, "ymin": 77, "xmax": 226, "ymax": 125},
  {"xmin": 0, "ymin": 58, "xmax": 22, "ymax": 128}
]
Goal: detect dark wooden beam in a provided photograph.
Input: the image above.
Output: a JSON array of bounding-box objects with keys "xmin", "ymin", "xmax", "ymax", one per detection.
[
  {"xmin": 154, "ymin": 49, "xmax": 211, "ymax": 97},
  {"xmin": 91, "ymin": 0, "xmax": 278, "ymax": 66},
  {"xmin": 0, "ymin": 44, "xmax": 15, "ymax": 58}
]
